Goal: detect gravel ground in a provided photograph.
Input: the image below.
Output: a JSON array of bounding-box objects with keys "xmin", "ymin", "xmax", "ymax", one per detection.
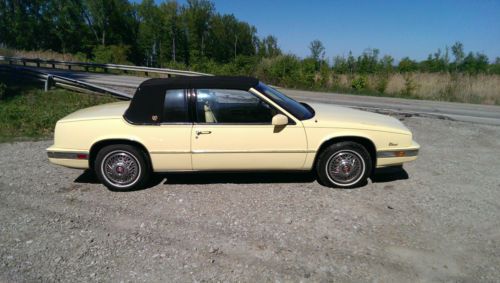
[{"xmin": 0, "ymin": 116, "xmax": 499, "ymax": 282}]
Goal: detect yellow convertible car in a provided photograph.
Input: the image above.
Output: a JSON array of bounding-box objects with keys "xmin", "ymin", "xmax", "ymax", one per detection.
[{"xmin": 47, "ymin": 76, "xmax": 419, "ymax": 191}]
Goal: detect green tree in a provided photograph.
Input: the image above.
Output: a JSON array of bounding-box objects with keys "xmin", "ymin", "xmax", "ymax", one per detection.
[
  {"xmin": 83, "ymin": 0, "xmax": 137, "ymax": 47},
  {"xmin": 0, "ymin": 0, "xmax": 53, "ymax": 50},
  {"xmin": 398, "ymin": 57, "xmax": 418, "ymax": 72},
  {"xmin": 346, "ymin": 51, "xmax": 356, "ymax": 74},
  {"xmin": 420, "ymin": 48, "xmax": 447, "ymax": 72},
  {"xmin": 300, "ymin": 57, "xmax": 317, "ymax": 86},
  {"xmin": 137, "ymin": 0, "xmax": 162, "ymax": 66},
  {"xmin": 460, "ymin": 52, "xmax": 489, "ymax": 74},
  {"xmin": 332, "ymin": 55, "xmax": 348, "ymax": 74},
  {"xmin": 1, "ymin": 0, "xmax": 498, "ymax": 82},
  {"xmin": 182, "ymin": 0, "xmax": 214, "ymax": 62},
  {"xmin": 489, "ymin": 57, "xmax": 500, "ymax": 74},
  {"xmin": 0, "ymin": 1, "xmax": 7, "ymax": 46},
  {"xmin": 46, "ymin": 0, "xmax": 91, "ymax": 54},
  {"xmin": 207, "ymin": 14, "xmax": 257, "ymax": 63},
  {"xmin": 93, "ymin": 44, "xmax": 131, "ymax": 64},
  {"xmin": 357, "ymin": 48, "xmax": 379, "ymax": 74},
  {"xmin": 257, "ymin": 35, "xmax": 281, "ymax": 58},
  {"xmin": 309, "ymin": 40, "xmax": 325, "ymax": 63},
  {"xmin": 159, "ymin": 1, "xmax": 183, "ymax": 65},
  {"xmin": 256, "ymin": 54, "xmax": 301, "ymax": 86},
  {"xmin": 379, "ymin": 55, "xmax": 394, "ymax": 73},
  {"xmin": 443, "ymin": 45, "xmax": 450, "ymax": 70},
  {"xmin": 451, "ymin": 41, "xmax": 465, "ymax": 71}
]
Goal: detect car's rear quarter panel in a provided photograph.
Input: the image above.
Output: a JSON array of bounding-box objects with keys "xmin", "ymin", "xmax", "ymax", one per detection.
[{"xmin": 49, "ymin": 118, "xmax": 192, "ymax": 171}]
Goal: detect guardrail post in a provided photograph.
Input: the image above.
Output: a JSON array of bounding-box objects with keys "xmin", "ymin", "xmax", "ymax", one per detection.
[
  {"xmin": 68, "ymin": 65, "xmax": 72, "ymax": 70},
  {"xmin": 145, "ymin": 71, "xmax": 149, "ymax": 76},
  {"xmin": 45, "ymin": 75, "xmax": 54, "ymax": 92},
  {"xmin": 23, "ymin": 61, "xmax": 26, "ymax": 66},
  {"xmin": 36, "ymin": 62, "xmax": 40, "ymax": 68},
  {"xmin": 51, "ymin": 63, "xmax": 55, "ymax": 68}
]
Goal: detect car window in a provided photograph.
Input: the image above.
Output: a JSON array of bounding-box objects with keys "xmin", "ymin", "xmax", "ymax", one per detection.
[
  {"xmin": 195, "ymin": 89, "xmax": 276, "ymax": 124},
  {"xmin": 256, "ymin": 82, "xmax": 314, "ymax": 120},
  {"xmin": 163, "ymin": 89, "xmax": 189, "ymax": 123}
]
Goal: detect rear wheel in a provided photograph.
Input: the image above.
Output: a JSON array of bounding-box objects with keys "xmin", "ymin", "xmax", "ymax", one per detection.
[
  {"xmin": 316, "ymin": 142, "xmax": 372, "ymax": 188},
  {"xmin": 94, "ymin": 144, "xmax": 151, "ymax": 191}
]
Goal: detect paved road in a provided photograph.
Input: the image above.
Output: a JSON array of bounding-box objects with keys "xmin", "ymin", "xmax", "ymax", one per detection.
[
  {"xmin": 283, "ymin": 89, "xmax": 500, "ymax": 125},
  {"xmin": 14, "ymin": 66, "xmax": 500, "ymax": 125}
]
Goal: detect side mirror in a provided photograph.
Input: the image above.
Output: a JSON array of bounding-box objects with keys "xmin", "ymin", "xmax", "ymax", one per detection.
[{"xmin": 272, "ymin": 114, "xmax": 288, "ymax": 126}]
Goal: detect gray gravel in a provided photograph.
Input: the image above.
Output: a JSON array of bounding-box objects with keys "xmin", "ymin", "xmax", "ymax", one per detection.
[{"xmin": 1, "ymin": 116, "xmax": 499, "ymax": 282}]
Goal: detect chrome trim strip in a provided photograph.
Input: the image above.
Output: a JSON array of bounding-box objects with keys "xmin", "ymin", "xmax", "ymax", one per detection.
[
  {"xmin": 192, "ymin": 149, "xmax": 315, "ymax": 154},
  {"xmin": 377, "ymin": 149, "xmax": 419, "ymax": 158},
  {"xmin": 47, "ymin": 151, "xmax": 89, "ymax": 160},
  {"xmin": 150, "ymin": 150, "xmax": 191, "ymax": 154},
  {"xmin": 193, "ymin": 123, "xmax": 275, "ymax": 126},
  {"xmin": 150, "ymin": 149, "xmax": 315, "ymax": 154}
]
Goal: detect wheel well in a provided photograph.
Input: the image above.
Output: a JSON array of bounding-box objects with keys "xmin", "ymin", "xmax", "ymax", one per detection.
[
  {"xmin": 314, "ymin": 136, "xmax": 377, "ymax": 169},
  {"xmin": 89, "ymin": 139, "xmax": 151, "ymax": 169}
]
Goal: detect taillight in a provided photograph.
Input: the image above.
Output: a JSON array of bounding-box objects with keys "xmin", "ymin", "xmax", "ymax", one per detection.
[{"xmin": 77, "ymin": 154, "xmax": 88, "ymax": 159}]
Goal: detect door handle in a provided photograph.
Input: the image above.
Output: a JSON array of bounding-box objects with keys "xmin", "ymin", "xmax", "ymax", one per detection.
[{"xmin": 196, "ymin": 130, "xmax": 212, "ymax": 136}]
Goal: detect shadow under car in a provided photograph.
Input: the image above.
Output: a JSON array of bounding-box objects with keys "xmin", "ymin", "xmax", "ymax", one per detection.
[{"xmin": 74, "ymin": 166, "xmax": 408, "ymax": 190}]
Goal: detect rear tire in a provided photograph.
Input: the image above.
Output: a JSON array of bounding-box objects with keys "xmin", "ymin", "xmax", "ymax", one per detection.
[
  {"xmin": 316, "ymin": 142, "xmax": 372, "ymax": 188},
  {"xmin": 94, "ymin": 144, "xmax": 151, "ymax": 191}
]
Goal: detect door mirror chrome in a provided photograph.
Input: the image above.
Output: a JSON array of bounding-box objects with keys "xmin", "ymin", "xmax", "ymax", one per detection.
[{"xmin": 272, "ymin": 114, "xmax": 288, "ymax": 126}]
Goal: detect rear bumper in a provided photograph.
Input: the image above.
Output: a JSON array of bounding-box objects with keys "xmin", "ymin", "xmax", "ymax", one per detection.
[
  {"xmin": 376, "ymin": 140, "xmax": 420, "ymax": 168},
  {"xmin": 46, "ymin": 146, "xmax": 89, "ymax": 169}
]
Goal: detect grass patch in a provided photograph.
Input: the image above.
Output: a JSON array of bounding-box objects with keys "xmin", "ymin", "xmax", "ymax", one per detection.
[{"xmin": 0, "ymin": 85, "xmax": 119, "ymax": 143}]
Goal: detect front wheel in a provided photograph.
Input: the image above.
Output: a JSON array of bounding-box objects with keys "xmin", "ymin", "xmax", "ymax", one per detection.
[
  {"xmin": 316, "ymin": 142, "xmax": 372, "ymax": 188},
  {"xmin": 94, "ymin": 144, "xmax": 151, "ymax": 191}
]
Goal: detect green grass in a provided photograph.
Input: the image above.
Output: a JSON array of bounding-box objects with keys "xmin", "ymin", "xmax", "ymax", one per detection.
[{"xmin": 0, "ymin": 85, "xmax": 119, "ymax": 143}]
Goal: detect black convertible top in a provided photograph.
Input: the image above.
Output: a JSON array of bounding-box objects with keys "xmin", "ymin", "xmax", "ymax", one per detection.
[
  {"xmin": 139, "ymin": 76, "xmax": 259, "ymax": 90},
  {"xmin": 124, "ymin": 76, "xmax": 260, "ymax": 124}
]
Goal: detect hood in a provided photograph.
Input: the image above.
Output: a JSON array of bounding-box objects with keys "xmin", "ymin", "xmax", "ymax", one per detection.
[
  {"xmin": 302, "ymin": 102, "xmax": 411, "ymax": 135},
  {"xmin": 58, "ymin": 101, "xmax": 130, "ymax": 123}
]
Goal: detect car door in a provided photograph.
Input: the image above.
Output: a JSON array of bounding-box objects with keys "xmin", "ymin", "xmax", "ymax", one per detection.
[{"xmin": 191, "ymin": 88, "xmax": 308, "ymax": 170}]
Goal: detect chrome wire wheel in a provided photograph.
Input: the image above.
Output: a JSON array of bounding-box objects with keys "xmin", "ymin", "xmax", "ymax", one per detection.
[
  {"xmin": 325, "ymin": 150, "xmax": 365, "ymax": 186},
  {"xmin": 101, "ymin": 150, "xmax": 142, "ymax": 188}
]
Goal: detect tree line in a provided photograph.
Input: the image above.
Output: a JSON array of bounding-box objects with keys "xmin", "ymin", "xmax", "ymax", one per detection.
[
  {"xmin": 0, "ymin": 0, "xmax": 499, "ymax": 77},
  {"xmin": 0, "ymin": 0, "xmax": 280, "ymax": 67}
]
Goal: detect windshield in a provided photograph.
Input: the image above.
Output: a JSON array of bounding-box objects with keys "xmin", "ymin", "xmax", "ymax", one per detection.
[{"xmin": 256, "ymin": 82, "xmax": 314, "ymax": 120}]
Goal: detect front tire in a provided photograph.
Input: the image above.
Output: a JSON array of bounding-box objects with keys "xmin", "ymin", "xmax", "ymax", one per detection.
[
  {"xmin": 94, "ymin": 144, "xmax": 151, "ymax": 191},
  {"xmin": 316, "ymin": 142, "xmax": 372, "ymax": 188}
]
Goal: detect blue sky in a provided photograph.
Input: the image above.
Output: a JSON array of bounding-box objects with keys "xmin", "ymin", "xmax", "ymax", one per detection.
[{"xmin": 162, "ymin": 0, "xmax": 500, "ymax": 61}]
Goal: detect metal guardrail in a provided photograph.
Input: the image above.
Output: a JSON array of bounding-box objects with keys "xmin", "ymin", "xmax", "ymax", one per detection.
[
  {"xmin": 0, "ymin": 55, "xmax": 212, "ymax": 77},
  {"xmin": 0, "ymin": 64, "xmax": 132, "ymax": 100}
]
